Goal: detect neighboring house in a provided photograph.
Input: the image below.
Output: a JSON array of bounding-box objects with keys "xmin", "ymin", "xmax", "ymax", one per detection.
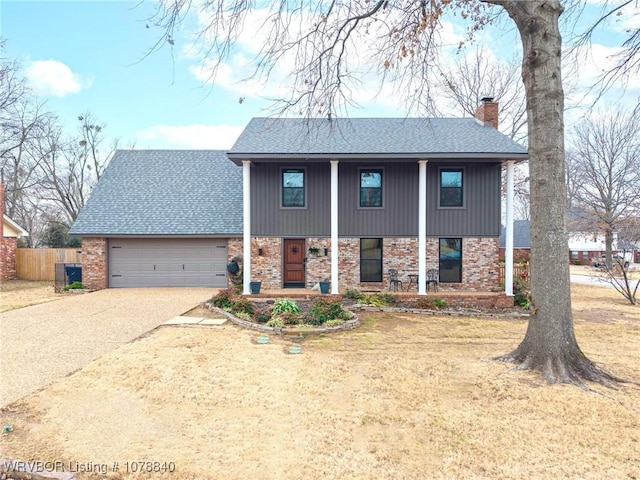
[
  {"xmin": 1, "ymin": 184, "xmax": 29, "ymax": 281},
  {"xmin": 69, "ymin": 150, "xmax": 242, "ymax": 289},
  {"xmin": 70, "ymin": 99, "xmax": 528, "ymax": 293},
  {"xmin": 567, "ymin": 231, "xmax": 617, "ymax": 265},
  {"xmin": 499, "ymin": 220, "xmax": 531, "ymax": 262}
]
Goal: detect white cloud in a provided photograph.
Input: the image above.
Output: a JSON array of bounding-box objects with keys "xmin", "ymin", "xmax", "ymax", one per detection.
[
  {"xmin": 25, "ymin": 60, "xmax": 90, "ymax": 97},
  {"xmin": 135, "ymin": 124, "xmax": 244, "ymax": 149},
  {"xmin": 184, "ymin": 6, "xmax": 466, "ymax": 116}
]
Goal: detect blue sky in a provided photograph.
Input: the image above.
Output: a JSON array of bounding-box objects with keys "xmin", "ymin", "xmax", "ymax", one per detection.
[{"xmin": 1, "ymin": 0, "xmax": 637, "ymax": 150}]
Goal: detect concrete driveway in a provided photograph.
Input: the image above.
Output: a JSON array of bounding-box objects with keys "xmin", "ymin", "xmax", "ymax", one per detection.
[{"xmin": 0, "ymin": 288, "xmax": 212, "ymax": 408}]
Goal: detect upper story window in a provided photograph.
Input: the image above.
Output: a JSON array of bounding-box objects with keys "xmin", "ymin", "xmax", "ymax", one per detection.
[
  {"xmin": 360, "ymin": 169, "xmax": 383, "ymax": 208},
  {"xmin": 439, "ymin": 168, "xmax": 464, "ymax": 207},
  {"xmin": 282, "ymin": 168, "xmax": 305, "ymax": 207}
]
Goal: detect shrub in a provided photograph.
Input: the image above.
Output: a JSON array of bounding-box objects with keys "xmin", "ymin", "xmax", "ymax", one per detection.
[
  {"xmin": 211, "ymin": 288, "xmax": 236, "ymax": 309},
  {"xmin": 231, "ymin": 296, "xmax": 255, "ymax": 316},
  {"xmin": 235, "ymin": 311, "xmax": 252, "ymax": 321},
  {"xmin": 343, "ymin": 289, "xmax": 365, "ymax": 301},
  {"xmin": 266, "ymin": 318, "xmax": 284, "ymax": 328},
  {"xmin": 210, "ymin": 288, "xmax": 254, "ymax": 316},
  {"xmin": 62, "ymin": 281, "xmax": 85, "ymax": 291},
  {"xmin": 253, "ymin": 307, "xmax": 272, "ymax": 323},
  {"xmin": 272, "ymin": 298, "xmax": 301, "ymax": 315},
  {"xmin": 275, "ymin": 311, "xmax": 302, "ymax": 325},
  {"xmin": 324, "ymin": 319, "xmax": 345, "ymax": 327},
  {"xmin": 414, "ymin": 297, "xmax": 448, "ymax": 309},
  {"xmin": 513, "ymin": 271, "xmax": 530, "ymax": 309},
  {"xmin": 362, "ymin": 292, "xmax": 396, "ymax": 307},
  {"xmin": 304, "ymin": 297, "xmax": 350, "ymax": 325}
]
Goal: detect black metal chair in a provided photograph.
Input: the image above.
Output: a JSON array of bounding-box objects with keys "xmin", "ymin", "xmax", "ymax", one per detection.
[
  {"xmin": 426, "ymin": 269, "xmax": 439, "ymax": 292},
  {"xmin": 388, "ymin": 269, "xmax": 403, "ymax": 291}
]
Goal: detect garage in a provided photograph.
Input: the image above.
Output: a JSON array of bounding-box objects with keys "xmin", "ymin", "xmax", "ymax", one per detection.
[{"xmin": 108, "ymin": 238, "xmax": 228, "ymax": 288}]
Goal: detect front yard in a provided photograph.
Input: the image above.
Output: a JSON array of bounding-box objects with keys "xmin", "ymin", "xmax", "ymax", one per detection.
[
  {"xmin": 0, "ymin": 280, "xmax": 61, "ymax": 313},
  {"xmin": 0, "ymin": 283, "xmax": 639, "ymax": 479}
]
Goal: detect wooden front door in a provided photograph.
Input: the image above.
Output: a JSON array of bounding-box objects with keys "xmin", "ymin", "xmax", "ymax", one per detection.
[{"xmin": 283, "ymin": 239, "xmax": 306, "ymax": 287}]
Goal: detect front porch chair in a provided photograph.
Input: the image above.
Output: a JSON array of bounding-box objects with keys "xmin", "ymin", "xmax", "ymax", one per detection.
[
  {"xmin": 388, "ymin": 269, "xmax": 403, "ymax": 291},
  {"xmin": 426, "ymin": 269, "xmax": 439, "ymax": 292}
]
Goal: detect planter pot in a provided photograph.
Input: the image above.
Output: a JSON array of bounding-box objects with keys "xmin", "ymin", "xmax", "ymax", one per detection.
[
  {"xmin": 250, "ymin": 281, "xmax": 262, "ymax": 294},
  {"xmin": 319, "ymin": 281, "xmax": 330, "ymax": 294}
]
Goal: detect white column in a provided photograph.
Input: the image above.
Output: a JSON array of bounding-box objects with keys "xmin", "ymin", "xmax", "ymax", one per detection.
[
  {"xmin": 330, "ymin": 160, "xmax": 339, "ymax": 294},
  {"xmin": 418, "ymin": 160, "xmax": 427, "ymax": 295},
  {"xmin": 505, "ymin": 160, "xmax": 515, "ymax": 296},
  {"xmin": 242, "ymin": 160, "xmax": 252, "ymax": 295}
]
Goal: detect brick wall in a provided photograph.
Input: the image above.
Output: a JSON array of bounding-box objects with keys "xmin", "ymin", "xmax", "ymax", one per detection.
[
  {"xmin": 240, "ymin": 236, "xmax": 501, "ymax": 292},
  {"xmin": 227, "ymin": 237, "xmax": 282, "ymax": 289},
  {"xmin": 82, "ymin": 237, "xmax": 107, "ymax": 290},
  {"xmin": 0, "ymin": 237, "xmax": 17, "ymax": 281},
  {"xmin": 251, "ymin": 237, "xmax": 281, "ymax": 289},
  {"xmin": 456, "ymin": 237, "xmax": 500, "ymax": 292},
  {"xmin": 0, "ymin": 183, "xmax": 16, "ymax": 281}
]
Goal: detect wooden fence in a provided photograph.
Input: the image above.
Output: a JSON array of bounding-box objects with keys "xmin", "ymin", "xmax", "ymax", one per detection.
[
  {"xmin": 16, "ymin": 248, "xmax": 82, "ymax": 281},
  {"xmin": 499, "ymin": 262, "xmax": 530, "ymax": 289}
]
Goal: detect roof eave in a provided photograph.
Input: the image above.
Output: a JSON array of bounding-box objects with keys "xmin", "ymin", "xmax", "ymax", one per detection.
[
  {"xmin": 227, "ymin": 152, "xmax": 528, "ymax": 165},
  {"xmin": 3, "ymin": 215, "xmax": 29, "ymax": 237}
]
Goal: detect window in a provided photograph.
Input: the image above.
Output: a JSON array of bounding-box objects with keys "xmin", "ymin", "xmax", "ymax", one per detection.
[
  {"xmin": 360, "ymin": 169, "xmax": 383, "ymax": 207},
  {"xmin": 282, "ymin": 168, "xmax": 305, "ymax": 207},
  {"xmin": 439, "ymin": 169, "xmax": 463, "ymax": 207},
  {"xmin": 571, "ymin": 251, "xmax": 579, "ymax": 259},
  {"xmin": 439, "ymin": 238, "xmax": 462, "ymax": 283},
  {"xmin": 360, "ymin": 238, "xmax": 383, "ymax": 282}
]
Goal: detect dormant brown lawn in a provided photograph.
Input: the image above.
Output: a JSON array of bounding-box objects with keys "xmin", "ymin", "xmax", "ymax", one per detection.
[
  {"xmin": 1, "ymin": 283, "xmax": 639, "ymax": 480},
  {"xmin": 0, "ymin": 280, "xmax": 62, "ymax": 313}
]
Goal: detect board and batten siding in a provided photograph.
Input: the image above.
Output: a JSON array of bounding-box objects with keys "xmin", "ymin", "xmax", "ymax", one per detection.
[
  {"xmin": 250, "ymin": 161, "xmax": 502, "ymax": 238},
  {"xmin": 250, "ymin": 163, "xmax": 331, "ymax": 236}
]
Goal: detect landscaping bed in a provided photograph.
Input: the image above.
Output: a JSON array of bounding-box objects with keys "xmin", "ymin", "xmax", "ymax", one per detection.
[
  {"xmin": 206, "ymin": 289, "xmax": 361, "ymax": 334},
  {"xmin": 206, "ymin": 289, "xmax": 526, "ymax": 335}
]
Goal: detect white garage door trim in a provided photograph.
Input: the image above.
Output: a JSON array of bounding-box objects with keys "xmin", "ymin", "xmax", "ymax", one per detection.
[{"xmin": 108, "ymin": 238, "xmax": 228, "ymax": 288}]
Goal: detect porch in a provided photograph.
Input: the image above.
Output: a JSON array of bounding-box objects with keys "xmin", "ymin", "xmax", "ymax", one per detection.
[{"xmin": 246, "ymin": 288, "xmax": 515, "ymax": 310}]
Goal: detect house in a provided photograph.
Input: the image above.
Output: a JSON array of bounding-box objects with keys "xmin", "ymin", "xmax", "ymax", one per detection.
[
  {"xmin": 69, "ymin": 150, "xmax": 242, "ymax": 288},
  {"xmin": 499, "ymin": 220, "xmax": 531, "ymax": 262},
  {"xmin": 70, "ymin": 99, "xmax": 528, "ymax": 294},
  {"xmin": 1, "ymin": 184, "xmax": 29, "ymax": 281}
]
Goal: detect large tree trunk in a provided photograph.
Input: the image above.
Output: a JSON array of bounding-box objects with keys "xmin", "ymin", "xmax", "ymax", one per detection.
[{"xmin": 489, "ymin": 0, "xmax": 619, "ymax": 385}]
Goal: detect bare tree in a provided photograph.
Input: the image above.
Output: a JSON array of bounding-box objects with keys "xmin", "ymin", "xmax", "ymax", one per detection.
[
  {"xmin": 434, "ymin": 47, "xmax": 528, "ymax": 142},
  {"xmin": 149, "ymin": 0, "xmax": 632, "ymax": 385},
  {"xmin": 36, "ymin": 113, "xmax": 116, "ymax": 225},
  {"xmin": 571, "ymin": 1, "xmax": 640, "ymax": 100},
  {"xmin": 568, "ymin": 109, "xmax": 640, "ymax": 267},
  {"xmin": 0, "ymin": 40, "xmax": 25, "ymax": 118},
  {"xmin": 0, "ymin": 96, "xmax": 55, "ymax": 222}
]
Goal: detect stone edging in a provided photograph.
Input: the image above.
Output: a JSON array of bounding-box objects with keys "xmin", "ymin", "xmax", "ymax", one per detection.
[
  {"xmin": 204, "ymin": 302, "xmax": 361, "ymax": 335},
  {"xmin": 352, "ymin": 304, "xmax": 530, "ymax": 319}
]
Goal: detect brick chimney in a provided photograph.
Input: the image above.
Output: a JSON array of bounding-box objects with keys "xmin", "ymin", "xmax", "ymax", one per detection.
[{"xmin": 475, "ymin": 97, "xmax": 499, "ymax": 129}]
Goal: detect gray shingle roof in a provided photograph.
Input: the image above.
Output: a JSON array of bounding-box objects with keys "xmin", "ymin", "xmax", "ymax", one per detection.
[
  {"xmin": 499, "ymin": 220, "xmax": 531, "ymax": 249},
  {"xmin": 228, "ymin": 117, "xmax": 528, "ymax": 162},
  {"xmin": 70, "ymin": 150, "xmax": 242, "ymax": 236}
]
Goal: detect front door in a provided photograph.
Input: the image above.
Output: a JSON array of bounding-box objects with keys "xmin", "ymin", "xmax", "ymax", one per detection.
[{"xmin": 283, "ymin": 239, "xmax": 306, "ymax": 288}]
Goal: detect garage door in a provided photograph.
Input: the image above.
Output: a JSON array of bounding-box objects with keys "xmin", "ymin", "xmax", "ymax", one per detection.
[{"xmin": 108, "ymin": 238, "xmax": 228, "ymax": 288}]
